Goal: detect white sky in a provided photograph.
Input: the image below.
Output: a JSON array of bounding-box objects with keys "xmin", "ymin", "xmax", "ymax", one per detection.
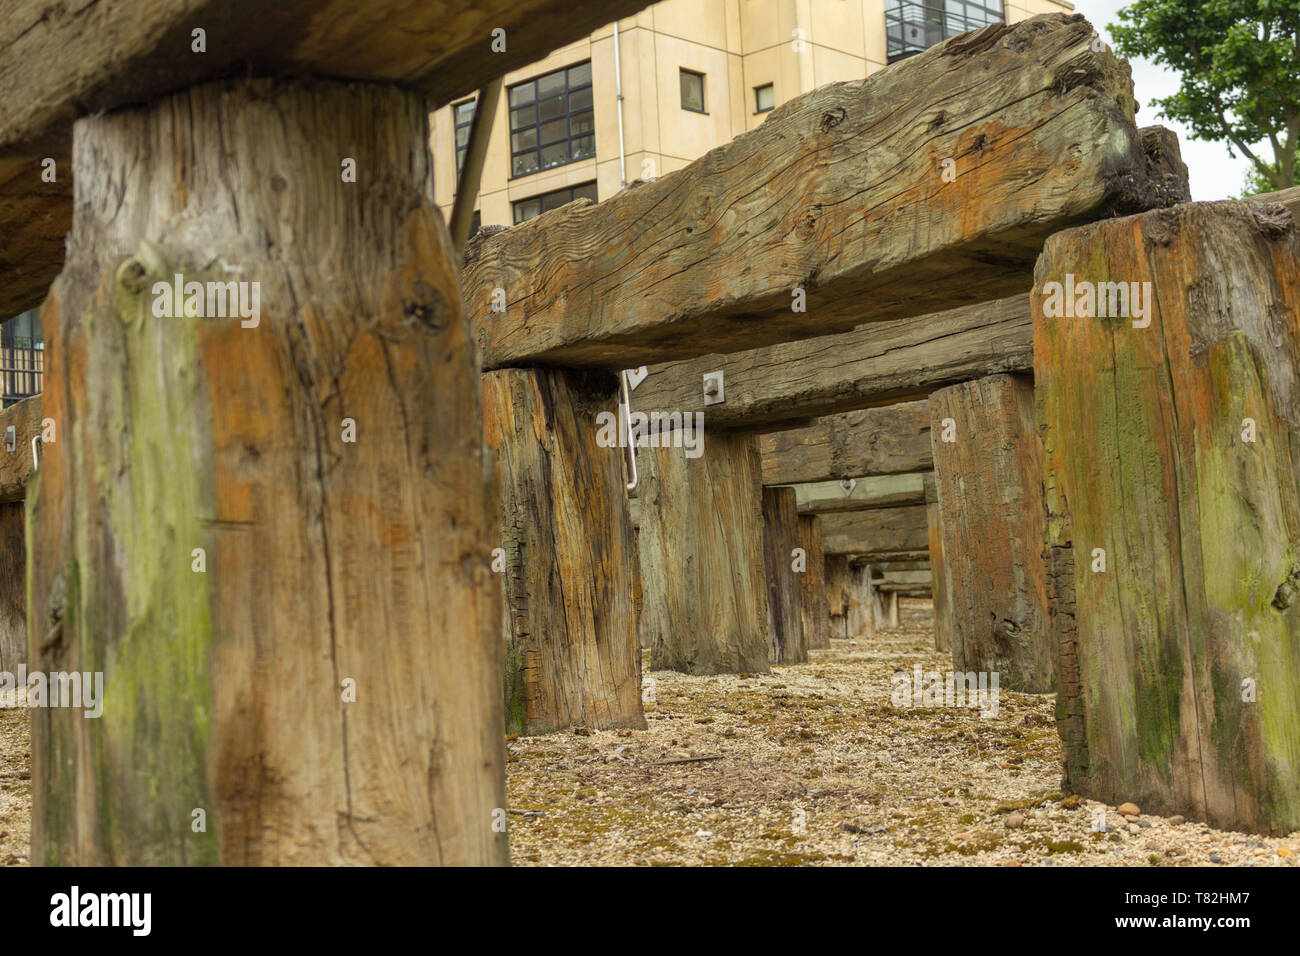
[{"xmin": 1071, "ymin": 0, "xmax": 1256, "ymax": 200}]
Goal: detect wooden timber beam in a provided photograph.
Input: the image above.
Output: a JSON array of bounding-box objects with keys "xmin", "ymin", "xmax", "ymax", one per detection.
[
  {"xmin": 783, "ymin": 474, "xmax": 925, "ymax": 515},
  {"xmin": 0, "ymin": 394, "xmax": 43, "ymax": 502},
  {"xmin": 0, "ymin": 0, "xmax": 654, "ymax": 318},
  {"xmin": 761, "ymin": 402, "xmax": 932, "ymax": 486},
  {"xmin": 820, "ymin": 505, "xmax": 930, "ymax": 557},
  {"xmin": 634, "ymin": 294, "xmax": 1031, "ymax": 432},
  {"xmin": 463, "ymin": 13, "xmax": 1190, "ymax": 370}
]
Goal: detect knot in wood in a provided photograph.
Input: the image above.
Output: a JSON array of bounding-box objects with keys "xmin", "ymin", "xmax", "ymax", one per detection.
[
  {"xmin": 796, "ymin": 206, "xmax": 821, "ymax": 240},
  {"xmin": 818, "ymin": 107, "xmax": 847, "ymax": 133},
  {"xmin": 118, "ymin": 258, "xmax": 149, "ymax": 296},
  {"xmin": 403, "ymin": 282, "xmax": 446, "ymax": 330}
]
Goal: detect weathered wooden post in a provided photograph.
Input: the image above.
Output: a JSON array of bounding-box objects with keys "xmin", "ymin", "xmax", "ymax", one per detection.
[
  {"xmin": 924, "ymin": 475, "xmax": 952, "ymax": 653},
  {"xmin": 762, "ymin": 486, "xmax": 806, "ymax": 664},
  {"xmin": 884, "ymin": 589, "xmax": 900, "ymax": 628},
  {"xmin": 637, "ymin": 433, "xmax": 771, "ymax": 674},
  {"xmin": 0, "ymin": 502, "xmax": 23, "ymax": 672},
  {"xmin": 797, "ymin": 515, "xmax": 831, "ymax": 650},
  {"xmin": 825, "ymin": 555, "xmax": 850, "ymax": 640},
  {"xmin": 482, "ymin": 369, "xmax": 645, "ymax": 735},
  {"xmin": 846, "ymin": 560, "xmax": 875, "ymax": 641},
  {"xmin": 28, "ymin": 78, "xmax": 506, "ymax": 865},
  {"xmin": 930, "ymin": 374, "xmax": 1054, "ymax": 692},
  {"xmin": 0, "ymin": 395, "xmax": 41, "ymax": 672},
  {"xmin": 1037, "ymin": 192, "xmax": 1300, "ymax": 833}
]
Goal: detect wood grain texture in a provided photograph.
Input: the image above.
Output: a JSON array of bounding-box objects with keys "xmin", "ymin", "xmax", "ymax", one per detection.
[
  {"xmin": 820, "ymin": 505, "xmax": 930, "ymax": 556},
  {"xmin": 0, "ymin": 394, "xmax": 42, "ymax": 502},
  {"xmin": 930, "ymin": 374, "xmax": 1053, "ymax": 692},
  {"xmin": 797, "ymin": 515, "xmax": 831, "ymax": 650},
  {"xmin": 0, "ymin": 500, "xmax": 23, "ymax": 671},
  {"xmin": 0, "ymin": 0, "xmax": 654, "ymax": 318},
  {"xmin": 638, "ymin": 432, "xmax": 770, "ymax": 675},
  {"xmin": 925, "ymin": 477, "xmax": 951, "ymax": 654},
  {"xmin": 28, "ymin": 78, "xmax": 506, "ymax": 865},
  {"xmin": 634, "ymin": 295, "xmax": 1031, "ymax": 431},
  {"xmin": 762, "ymin": 487, "xmax": 806, "ymax": 664},
  {"xmin": 464, "ymin": 13, "xmax": 1190, "ymax": 370},
  {"xmin": 762, "ymin": 402, "xmax": 933, "ymax": 486},
  {"xmin": 482, "ymin": 367, "xmax": 645, "ymax": 736},
  {"xmin": 787, "ymin": 474, "xmax": 926, "ymax": 515},
  {"xmin": 1036, "ymin": 191, "xmax": 1300, "ymax": 833}
]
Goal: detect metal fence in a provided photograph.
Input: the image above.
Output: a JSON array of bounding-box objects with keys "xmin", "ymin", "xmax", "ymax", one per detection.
[{"xmin": 1, "ymin": 345, "xmax": 43, "ymax": 407}]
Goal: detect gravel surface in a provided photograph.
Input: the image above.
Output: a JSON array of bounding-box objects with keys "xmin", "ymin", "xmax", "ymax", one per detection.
[
  {"xmin": 505, "ymin": 602, "xmax": 1300, "ymax": 866},
  {"xmin": 2, "ymin": 600, "xmax": 1297, "ymax": 866}
]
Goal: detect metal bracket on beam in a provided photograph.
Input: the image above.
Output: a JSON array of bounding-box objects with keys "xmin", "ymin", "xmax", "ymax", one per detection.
[
  {"xmin": 702, "ymin": 370, "xmax": 725, "ymax": 405},
  {"xmin": 3, "ymin": 426, "xmax": 14, "ymax": 453}
]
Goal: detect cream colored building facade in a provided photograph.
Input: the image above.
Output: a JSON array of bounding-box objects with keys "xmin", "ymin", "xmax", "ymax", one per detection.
[{"xmin": 432, "ymin": 0, "xmax": 1074, "ymax": 229}]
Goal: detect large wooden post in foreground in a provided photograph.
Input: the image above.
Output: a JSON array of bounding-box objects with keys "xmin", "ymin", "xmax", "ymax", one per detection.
[
  {"xmin": 1037, "ymin": 192, "xmax": 1300, "ymax": 833},
  {"xmin": 28, "ymin": 79, "xmax": 506, "ymax": 865},
  {"xmin": 924, "ymin": 476, "xmax": 952, "ymax": 654},
  {"xmin": 762, "ymin": 487, "xmax": 806, "ymax": 664},
  {"xmin": 797, "ymin": 515, "xmax": 831, "ymax": 650},
  {"xmin": 638, "ymin": 433, "xmax": 770, "ymax": 675},
  {"xmin": 930, "ymin": 374, "xmax": 1054, "ymax": 692},
  {"xmin": 482, "ymin": 369, "xmax": 645, "ymax": 735}
]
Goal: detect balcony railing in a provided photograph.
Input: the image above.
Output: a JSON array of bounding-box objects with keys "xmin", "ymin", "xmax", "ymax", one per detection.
[{"xmin": 1, "ymin": 345, "xmax": 43, "ymax": 407}]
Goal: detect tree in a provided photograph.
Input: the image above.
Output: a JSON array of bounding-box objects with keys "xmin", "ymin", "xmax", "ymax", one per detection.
[{"xmin": 1111, "ymin": 0, "xmax": 1300, "ymax": 191}]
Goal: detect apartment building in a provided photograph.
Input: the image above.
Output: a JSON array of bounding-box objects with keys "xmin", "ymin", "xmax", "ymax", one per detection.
[{"xmin": 432, "ymin": 0, "xmax": 1075, "ymax": 229}]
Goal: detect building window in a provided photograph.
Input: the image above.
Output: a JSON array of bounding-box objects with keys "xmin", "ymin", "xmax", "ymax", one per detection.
[
  {"xmin": 507, "ymin": 61, "xmax": 594, "ymax": 178},
  {"xmin": 885, "ymin": 0, "xmax": 1004, "ymax": 63},
  {"xmin": 754, "ymin": 83, "xmax": 775, "ymax": 113},
  {"xmin": 680, "ymin": 69, "xmax": 706, "ymax": 113},
  {"xmin": 512, "ymin": 182, "xmax": 598, "ymax": 224},
  {"xmin": 453, "ymin": 98, "xmax": 476, "ymax": 176},
  {"xmin": 1, "ymin": 308, "xmax": 44, "ymax": 406}
]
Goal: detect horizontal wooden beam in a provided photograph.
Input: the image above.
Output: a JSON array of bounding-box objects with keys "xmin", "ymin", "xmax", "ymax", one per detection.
[
  {"xmin": 634, "ymin": 294, "xmax": 1031, "ymax": 431},
  {"xmin": 874, "ymin": 560, "xmax": 930, "ymax": 572},
  {"xmin": 874, "ymin": 583, "xmax": 932, "ymax": 596},
  {"xmin": 464, "ymin": 13, "xmax": 1189, "ymax": 370},
  {"xmin": 846, "ymin": 549, "xmax": 929, "ymax": 564},
  {"xmin": 0, "ymin": 0, "xmax": 653, "ymax": 318},
  {"xmin": 821, "ymin": 505, "xmax": 929, "ymax": 556},
  {"xmin": 761, "ymin": 402, "xmax": 932, "ymax": 486},
  {"xmin": 878, "ymin": 570, "xmax": 932, "ymax": 586},
  {"xmin": 0, "ymin": 394, "xmax": 42, "ymax": 503},
  {"xmin": 784, "ymin": 474, "xmax": 925, "ymax": 515}
]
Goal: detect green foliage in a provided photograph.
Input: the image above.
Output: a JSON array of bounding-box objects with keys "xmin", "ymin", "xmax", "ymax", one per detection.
[{"xmin": 1110, "ymin": 0, "xmax": 1299, "ymax": 190}]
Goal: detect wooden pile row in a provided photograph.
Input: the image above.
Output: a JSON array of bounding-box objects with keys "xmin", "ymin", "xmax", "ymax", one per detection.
[{"xmin": 1, "ymin": 8, "xmax": 1295, "ymax": 865}]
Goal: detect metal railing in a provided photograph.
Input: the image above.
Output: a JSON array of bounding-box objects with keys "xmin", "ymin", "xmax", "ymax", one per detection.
[{"xmin": 1, "ymin": 345, "xmax": 43, "ymax": 407}]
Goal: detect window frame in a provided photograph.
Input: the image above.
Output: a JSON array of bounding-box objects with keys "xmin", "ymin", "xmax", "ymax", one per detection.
[
  {"xmin": 754, "ymin": 83, "xmax": 775, "ymax": 114},
  {"xmin": 506, "ymin": 61, "xmax": 595, "ymax": 180},
  {"xmin": 679, "ymin": 68, "xmax": 707, "ymax": 114},
  {"xmin": 511, "ymin": 181, "xmax": 599, "ymax": 225},
  {"xmin": 453, "ymin": 98, "xmax": 477, "ymax": 178}
]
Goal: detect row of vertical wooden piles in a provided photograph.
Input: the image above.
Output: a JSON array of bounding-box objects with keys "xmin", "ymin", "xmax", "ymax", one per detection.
[{"xmin": 1, "ymin": 8, "xmax": 1297, "ymax": 866}]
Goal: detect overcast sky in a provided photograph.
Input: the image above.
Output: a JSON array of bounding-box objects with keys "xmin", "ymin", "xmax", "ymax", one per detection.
[{"xmin": 1072, "ymin": 0, "xmax": 1255, "ymax": 199}]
